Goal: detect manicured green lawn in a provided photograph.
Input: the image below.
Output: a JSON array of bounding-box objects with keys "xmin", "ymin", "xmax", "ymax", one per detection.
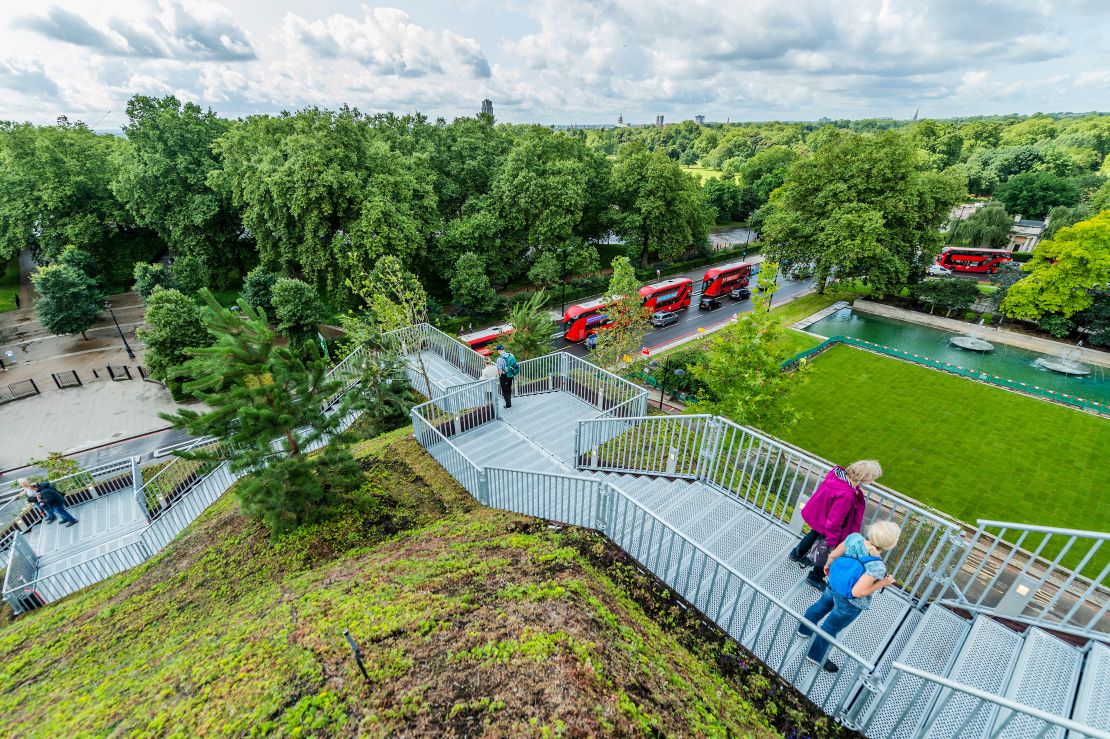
[
  {"xmin": 782, "ymin": 345, "xmax": 1110, "ymax": 533},
  {"xmin": 0, "ymin": 257, "xmax": 19, "ymax": 312},
  {"xmin": 681, "ymin": 165, "xmax": 724, "ymax": 182}
]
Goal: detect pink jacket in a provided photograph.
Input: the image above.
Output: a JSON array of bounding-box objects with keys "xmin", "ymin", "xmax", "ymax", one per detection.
[{"xmin": 801, "ymin": 467, "xmax": 866, "ymax": 548}]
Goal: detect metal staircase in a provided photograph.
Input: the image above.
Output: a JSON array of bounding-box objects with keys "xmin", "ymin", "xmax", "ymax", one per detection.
[{"xmin": 406, "ymin": 339, "xmax": 1110, "ymax": 738}]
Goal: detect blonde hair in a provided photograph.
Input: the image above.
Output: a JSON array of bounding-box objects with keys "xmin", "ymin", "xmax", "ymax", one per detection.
[
  {"xmin": 867, "ymin": 521, "xmax": 902, "ymax": 551},
  {"xmin": 844, "ymin": 460, "xmax": 882, "ymax": 487}
]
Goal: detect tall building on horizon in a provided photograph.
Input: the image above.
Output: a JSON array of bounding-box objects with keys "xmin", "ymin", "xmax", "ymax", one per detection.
[
  {"xmin": 480, "ymin": 98, "xmax": 493, "ymax": 117},
  {"xmin": 695, "ymin": 114, "xmax": 705, "ymax": 125},
  {"xmin": 655, "ymin": 114, "xmax": 664, "ymax": 127}
]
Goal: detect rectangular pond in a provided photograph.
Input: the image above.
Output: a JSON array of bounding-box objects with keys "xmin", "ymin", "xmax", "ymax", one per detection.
[{"xmin": 805, "ymin": 308, "xmax": 1110, "ymax": 407}]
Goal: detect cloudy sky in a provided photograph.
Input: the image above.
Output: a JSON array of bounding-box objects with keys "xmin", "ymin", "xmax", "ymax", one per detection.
[{"xmin": 1, "ymin": 0, "xmax": 1108, "ymax": 129}]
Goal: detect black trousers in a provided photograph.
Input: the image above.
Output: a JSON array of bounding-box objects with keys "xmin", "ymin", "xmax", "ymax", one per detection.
[
  {"xmin": 792, "ymin": 528, "xmax": 827, "ymax": 581},
  {"xmin": 499, "ymin": 375, "xmax": 513, "ymax": 407}
]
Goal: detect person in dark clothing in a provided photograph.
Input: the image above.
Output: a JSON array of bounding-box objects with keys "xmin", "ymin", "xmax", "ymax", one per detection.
[
  {"xmin": 30, "ymin": 481, "xmax": 78, "ymax": 527},
  {"xmin": 495, "ymin": 344, "xmax": 517, "ymax": 409}
]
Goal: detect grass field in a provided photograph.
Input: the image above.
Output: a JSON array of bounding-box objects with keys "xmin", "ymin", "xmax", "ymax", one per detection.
[
  {"xmin": 681, "ymin": 165, "xmax": 725, "ymax": 182},
  {"xmin": 781, "ymin": 345, "xmax": 1110, "ymax": 532},
  {"xmin": 0, "ymin": 257, "xmax": 19, "ymax": 312}
]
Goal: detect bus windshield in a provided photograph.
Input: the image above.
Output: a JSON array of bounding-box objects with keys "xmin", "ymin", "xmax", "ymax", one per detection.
[{"xmin": 701, "ymin": 278, "xmax": 713, "ymax": 293}]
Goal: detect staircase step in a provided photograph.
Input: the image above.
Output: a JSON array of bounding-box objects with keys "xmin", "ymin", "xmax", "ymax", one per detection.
[
  {"xmin": 990, "ymin": 627, "xmax": 1082, "ymax": 739},
  {"xmin": 1071, "ymin": 641, "xmax": 1110, "ymax": 735},
  {"xmin": 919, "ymin": 616, "xmax": 1023, "ymax": 739},
  {"xmin": 861, "ymin": 606, "xmax": 972, "ymax": 739}
]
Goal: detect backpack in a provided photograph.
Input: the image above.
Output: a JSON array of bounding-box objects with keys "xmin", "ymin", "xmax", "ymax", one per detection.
[
  {"xmin": 828, "ymin": 555, "xmax": 881, "ymax": 599},
  {"xmin": 503, "ymin": 353, "xmax": 519, "ymax": 378}
]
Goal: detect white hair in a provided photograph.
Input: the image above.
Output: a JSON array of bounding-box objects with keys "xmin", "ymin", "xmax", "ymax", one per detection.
[
  {"xmin": 844, "ymin": 460, "xmax": 882, "ymax": 487},
  {"xmin": 867, "ymin": 521, "xmax": 902, "ymax": 551}
]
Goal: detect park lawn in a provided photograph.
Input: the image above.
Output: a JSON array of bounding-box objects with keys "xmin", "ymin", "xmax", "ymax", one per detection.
[
  {"xmin": 681, "ymin": 165, "xmax": 724, "ymax": 182},
  {"xmin": 781, "ymin": 345, "xmax": 1110, "ymax": 533},
  {"xmin": 0, "ymin": 257, "xmax": 19, "ymax": 312}
]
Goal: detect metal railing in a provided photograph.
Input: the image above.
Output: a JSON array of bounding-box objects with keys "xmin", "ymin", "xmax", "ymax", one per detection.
[
  {"xmin": 943, "ymin": 521, "xmax": 1110, "ymax": 639},
  {"xmin": 575, "ymin": 414, "xmax": 965, "ymax": 602},
  {"xmin": 136, "ymin": 437, "xmax": 223, "ymax": 521},
  {"xmin": 383, "ymin": 323, "xmax": 485, "ymax": 398},
  {"xmin": 511, "ymin": 352, "xmax": 648, "ymax": 417},
  {"xmin": 11, "ymin": 540, "xmax": 151, "ymax": 607},
  {"xmin": 2, "ymin": 533, "xmax": 40, "ymax": 614},
  {"xmin": 410, "ymin": 380, "xmax": 499, "ymax": 440},
  {"xmin": 860, "ymin": 662, "xmax": 1110, "ymax": 739},
  {"xmin": 411, "ymin": 408, "xmax": 485, "ymax": 502},
  {"xmin": 466, "ymin": 464, "xmax": 879, "ymax": 716}
]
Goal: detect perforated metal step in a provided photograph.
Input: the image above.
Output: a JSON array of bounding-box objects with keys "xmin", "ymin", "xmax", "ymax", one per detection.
[
  {"xmin": 1071, "ymin": 641, "xmax": 1110, "ymax": 738},
  {"xmin": 920, "ymin": 616, "xmax": 1023, "ymax": 739},
  {"xmin": 991, "ymin": 627, "xmax": 1082, "ymax": 739}
]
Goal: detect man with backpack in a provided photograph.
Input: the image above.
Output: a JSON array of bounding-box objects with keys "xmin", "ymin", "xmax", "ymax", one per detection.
[
  {"xmin": 796, "ymin": 521, "xmax": 900, "ymax": 673},
  {"xmin": 20, "ymin": 479, "xmax": 79, "ymax": 527},
  {"xmin": 495, "ymin": 345, "xmax": 518, "ymax": 409}
]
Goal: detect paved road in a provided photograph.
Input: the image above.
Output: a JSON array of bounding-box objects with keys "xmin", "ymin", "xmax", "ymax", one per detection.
[{"xmin": 558, "ymin": 268, "xmax": 814, "ymax": 357}]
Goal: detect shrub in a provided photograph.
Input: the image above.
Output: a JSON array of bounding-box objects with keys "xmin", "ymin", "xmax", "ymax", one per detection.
[
  {"xmin": 1037, "ymin": 314, "xmax": 1074, "ymax": 338},
  {"xmin": 133, "ymin": 262, "xmax": 174, "ymax": 300},
  {"xmin": 963, "ymin": 310, "xmax": 978, "ymax": 321},
  {"xmin": 980, "ymin": 312, "xmax": 995, "ymax": 325}
]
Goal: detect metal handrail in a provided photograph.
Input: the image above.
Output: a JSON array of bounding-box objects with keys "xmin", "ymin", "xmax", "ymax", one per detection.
[
  {"xmin": 592, "ymin": 394, "xmax": 646, "ymax": 420},
  {"xmin": 975, "ymin": 520, "xmax": 1110, "ymax": 540},
  {"xmin": 888, "ymin": 662, "xmax": 1110, "ymax": 739},
  {"xmin": 5, "ymin": 538, "xmax": 147, "ymax": 596}
]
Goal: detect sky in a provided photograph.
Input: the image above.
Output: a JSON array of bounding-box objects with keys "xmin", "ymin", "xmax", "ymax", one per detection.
[{"xmin": 0, "ymin": 0, "xmax": 1108, "ymax": 129}]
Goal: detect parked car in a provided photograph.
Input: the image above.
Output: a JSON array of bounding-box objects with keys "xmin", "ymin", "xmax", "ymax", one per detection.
[
  {"xmin": 650, "ymin": 310, "xmax": 680, "ymax": 328},
  {"xmin": 728, "ymin": 287, "xmax": 752, "ymax": 301},
  {"xmin": 927, "ymin": 264, "xmax": 953, "ymax": 276},
  {"xmin": 699, "ymin": 295, "xmax": 722, "ymax": 310}
]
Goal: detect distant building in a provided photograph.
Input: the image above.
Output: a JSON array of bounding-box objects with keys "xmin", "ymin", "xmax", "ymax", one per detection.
[
  {"xmin": 480, "ymin": 99, "xmax": 493, "ymax": 117},
  {"xmin": 617, "ymin": 114, "xmax": 624, "ymax": 126},
  {"xmin": 655, "ymin": 114, "xmax": 664, "ymax": 127},
  {"xmin": 1009, "ymin": 215, "xmax": 1047, "ymax": 253},
  {"xmin": 695, "ymin": 115, "xmax": 705, "ymax": 125}
]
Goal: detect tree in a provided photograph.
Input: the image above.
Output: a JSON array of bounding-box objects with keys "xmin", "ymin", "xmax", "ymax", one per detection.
[
  {"xmin": 449, "ymin": 252, "xmax": 499, "ymax": 314},
  {"xmin": 32, "ymin": 263, "xmax": 103, "ymax": 339},
  {"xmin": 1043, "ymin": 205, "xmax": 1089, "ymax": 240},
  {"xmin": 163, "ymin": 291, "xmax": 364, "ymax": 536},
  {"xmin": 57, "ymin": 245, "xmax": 99, "ymax": 283},
  {"xmin": 690, "ymin": 263, "xmax": 808, "ymax": 435},
  {"xmin": 1075, "ymin": 292, "xmax": 1110, "ymax": 347},
  {"xmin": 589, "ymin": 257, "xmax": 650, "ymax": 368},
  {"xmin": 132, "ymin": 263, "xmax": 175, "ymax": 300},
  {"xmin": 703, "ymin": 178, "xmax": 758, "ymax": 224},
  {"xmin": 1002, "ymin": 211, "xmax": 1110, "ymax": 319},
  {"xmin": 271, "ymin": 278, "xmax": 327, "ymax": 346},
  {"xmin": 170, "ymin": 254, "xmax": 210, "ymax": 293},
  {"xmin": 505, "ymin": 291, "xmax": 556, "ymax": 360},
  {"xmin": 112, "ymin": 95, "xmax": 250, "ymax": 283},
  {"xmin": 136, "ymin": 287, "xmax": 212, "ymax": 396},
  {"xmin": 611, "ymin": 143, "xmax": 713, "ymax": 266},
  {"xmin": 348, "ymin": 256, "xmax": 433, "ymax": 394},
  {"xmin": 985, "ymin": 262, "xmax": 1026, "ymax": 325},
  {"xmin": 209, "ymin": 107, "xmax": 439, "ymax": 305},
  {"xmin": 953, "ymin": 202, "xmax": 1012, "ymax": 248},
  {"xmin": 761, "ymin": 131, "xmax": 965, "ymax": 295},
  {"xmin": 995, "ymin": 172, "xmax": 1080, "ymax": 220},
  {"xmin": 241, "ymin": 267, "xmax": 279, "ymax": 318}
]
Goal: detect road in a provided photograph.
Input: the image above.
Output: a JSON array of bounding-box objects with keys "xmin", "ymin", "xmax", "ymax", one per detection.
[{"xmin": 557, "ymin": 266, "xmax": 814, "ymax": 357}]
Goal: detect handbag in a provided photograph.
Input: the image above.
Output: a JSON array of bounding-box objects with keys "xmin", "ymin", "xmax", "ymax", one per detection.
[{"xmin": 808, "ymin": 537, "xmax": 831, "ymax": 568}]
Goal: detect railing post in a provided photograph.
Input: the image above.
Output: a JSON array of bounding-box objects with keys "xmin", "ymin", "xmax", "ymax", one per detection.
[
  {"xmin": 841, "ymin": 673, "xmax": 882, "ymax": 729},
  {"xmin": 574, "ymin": 422, "xmax": 582, "ymax": 470},
  {"xmin": 597, "ymin": 483, "xmax": 615, "ymax": 533},
  {"xmin": 131, "ymin": 456, "xmax": 150, "ymax": 521},
  {"xmin": 478, "ymin": 469, "xmax": 489, "ymax": 506},
  {"xmin": 919, "ymin": 529, "xmax": 969, "ymax": 604}
]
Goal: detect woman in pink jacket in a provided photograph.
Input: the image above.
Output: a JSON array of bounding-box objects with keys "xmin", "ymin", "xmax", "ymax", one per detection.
[{"xmin": 789, "ymin": 460, "xmax": 882, "ymax": 588}]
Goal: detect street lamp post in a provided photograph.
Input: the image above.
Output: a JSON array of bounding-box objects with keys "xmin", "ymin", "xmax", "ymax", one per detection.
[
  {"xmin": 105, "ymin": 301, "xmax": 136, "ymax": 360},
  {"xmin": 560, "ymin": 246, "xmax": 570, "ymax": 319},
  {"xmin": 658, "ymin": 362, "xmax": 686, "ymax": 411}
]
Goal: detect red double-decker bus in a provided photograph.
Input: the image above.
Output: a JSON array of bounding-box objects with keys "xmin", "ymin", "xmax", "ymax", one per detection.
[
  {"xmin": 936, "ymin": 247, "xmax": 1013, "ymax": 274},
  {"xmin": 562, "ymin": 297, "xmax": 613, "ymax": 342},
  {"xmin": 701, "ymin": 261, "xmax": 754, "ymax": 298},
  {"xmin": 458, "ymin": 323, "xmax": 513, "ymax": 356},
  {"xmin": 639, "ymin": 277, "xmax": 693, "ymax": 312}
]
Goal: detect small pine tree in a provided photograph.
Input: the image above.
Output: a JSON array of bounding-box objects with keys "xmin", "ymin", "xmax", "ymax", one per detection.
[
  {"xmin": 505, "ymin": 291, "xmax": 556, "ymax": 360},
  {"xmin": 162, "ymin": 290, "xmax": 365, "ymax": 535},
  {"xmin": 691, "ymin": 263, "xmax": 808, "ymax": 435},
  {"xmin": 32, "ymin": 263, "xmax": 104, "ymax": 340}
]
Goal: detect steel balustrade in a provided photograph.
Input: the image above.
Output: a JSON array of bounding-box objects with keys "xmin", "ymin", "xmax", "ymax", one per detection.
[
  {"xmin": 943, "ymin": 521, "xmax": 1110, "ymax": 640},
  {"xmin": 576, "ymin": 414, "xmax": 964, "ymax": 601},
  {"xmin": 511, "ymin": 352, "xmax": 648, "ymax": 417},
  {"xmin": 1, "ymin": 533, "xmax": 40, "ymax": 614},
  {"xmin": 382, "ymin": 323, "xmax": 486, "ymax": 398},
  {"xmin": 860, "ymin": 662, "xmax": 1110, "ymax": 739}
]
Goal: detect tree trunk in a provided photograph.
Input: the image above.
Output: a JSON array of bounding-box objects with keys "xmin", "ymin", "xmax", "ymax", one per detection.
[
  {"xmin": 640, "ymin": 235, "xmax": 650, "ymax": 268},
  {"xmin": 284, "ymin": 428, "xmax": 301, "ymax": 457},
  {"xmin": 81, "ymin": 331, "xmax": 88, "ymax": 340}
]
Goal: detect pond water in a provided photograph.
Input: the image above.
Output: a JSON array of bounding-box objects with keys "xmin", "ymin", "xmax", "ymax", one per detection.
[{"xmin": 806, "ymin": 308, "xmax": 1110, "ymax": 406}]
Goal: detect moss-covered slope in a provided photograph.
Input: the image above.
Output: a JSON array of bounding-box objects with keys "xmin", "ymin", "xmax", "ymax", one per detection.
[{"xmin": 0, "ymin": 429, "xmax": 848, "ymax": 737}]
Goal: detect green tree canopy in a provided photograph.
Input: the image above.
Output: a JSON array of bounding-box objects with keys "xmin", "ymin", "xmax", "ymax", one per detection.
[
  {"xmin": 271, "ymin": 278, "xmax": 327, "ymax": 345},
  {"xmin": 136, "ymin": 287, "xmax": 212, "ymax": 395},
  {"xmin": 589, "ymin": 256, "xmax": 649, "ymax": 368},
  {"xmin": 133, "ymin": 262, "xmax": 175, "ymax": 301},
  {"xmin": 690, "ymin": 263, "xmax": 808, "ymax": 435},
  {"xmin": 953, "ymin": 202, "xmax": 1013, "ymax": 248},
  {"xmin": 611, "ymin": 142, "xmax": 712, "ymax": 266},
  {"xmin": 995, "ymin": 172, "xmax": 1081, "ymax": 220},
  {"xmin": 449, "ymin": 252, "xmax": 498, "ymax": 314},
  {"xmin": 241, "ymin": 267, "xmax": 279, "ymax": 318},
  {"xmin": 209, "ymin": 107, "xmax": 439, "ymax": 305},
  {"xmin": 761, "ymin": 130, "xmax": 965, "ymax": 294},
  {"xmin": 31, "ymin": 263, "xmax": 103, "ymax": 340},
  {"xmin": 112, "ymin": 95, "xmax": 249, "ymax": 283},
  {"xmin": 1002, "ymin": 210, "xmax": 1110, "ymax": 319}
]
